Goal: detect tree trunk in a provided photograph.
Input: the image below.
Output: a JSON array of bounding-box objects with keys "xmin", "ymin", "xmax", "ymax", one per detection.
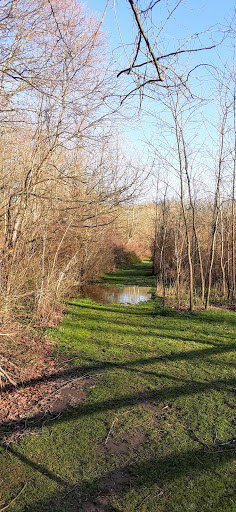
[{"xmin": 231, "ymin": 90, "xmax": 236, "ymax": 301}]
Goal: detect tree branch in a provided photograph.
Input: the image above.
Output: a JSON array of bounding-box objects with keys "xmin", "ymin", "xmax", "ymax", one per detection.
[{"xmin": 127, "ymin": 0, "xmax": 164, "ymax": 81}]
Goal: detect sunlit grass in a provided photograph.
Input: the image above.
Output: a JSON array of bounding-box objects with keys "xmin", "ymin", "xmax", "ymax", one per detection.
[{"xmin": 0, "ymin": 261, "xmax": 235, "ymax": 511}]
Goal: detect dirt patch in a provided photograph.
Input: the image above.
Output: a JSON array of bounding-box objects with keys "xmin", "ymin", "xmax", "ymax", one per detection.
[
  {"xmin": 48, "ymin": 380, "xmax": 88, "ymax": 414},
  {"xmin": 81, "ymin": 501, "xmax": 108, "ymax": 512},
  {"xmin": 80, "ymin": 468, "xmax": 131, "ymax": 512},
  {"xmin": 141, "ymin": 401, "xmax": 165, "ymax": 414},
  {"xmin": 131, "ymin": 431, "xmax": 146, "ymax": 449},
  {"xmin": 105, "ymin": 430, "xmax": 146, "ymax": 456},
  {"xmin": 0, "ymin": 322, "xmax": 92, "ymax": 435},
  {"xmin": 104, "ymin": 467, "xmax": 131, "ymax": 491},
  {"xmin": 0, "ymin": 375, "xmax": 89, "ymax": 433},
  {"xmin": 81, "ymin": 404, "xmax": 171, "ymax": 511},
  {"xmin": 80, "ymin": 427, "xmax": 146, "ymax": 511}
]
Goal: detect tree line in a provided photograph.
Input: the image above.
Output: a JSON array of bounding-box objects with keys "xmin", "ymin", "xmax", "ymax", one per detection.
[
  {"xmin": 0, "ymin": 0, "xmax": 235, "ymax": 324},
  {"xmin": 0, "ymin": 0, "xmax": 145, "ymax": 323}
]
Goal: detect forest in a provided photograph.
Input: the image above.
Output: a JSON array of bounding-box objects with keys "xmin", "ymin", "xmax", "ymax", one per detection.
[
  {"xmin": 0, "ymin": 0, "xmax": 235, "ymax": 326},
  {"xmin": 0, "ymin": 1, "xmax": 235, "ymax": 511}
]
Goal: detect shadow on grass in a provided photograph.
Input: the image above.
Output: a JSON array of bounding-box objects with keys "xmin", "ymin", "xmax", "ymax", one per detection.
[
  {"xmin": 1, "ymin": 335, "xmax": 235, "ymax": 509},
  {"xmin": 99, "ymin": 261, "xmax": 155, "ymax": 287},
  {"xmin": 65, "ymin": 307, "xmax": 235, "ymax": 348},
  {"xmin": 2, "ymin": 338, "xmax": 236, "ymax": 398},
  {"xmin": 165, "ymin": 309, "xmax": 236, "ymax": 326},
  {"xmin": 152, "ymin": 304, "xmax": 236, "ymax": 326},
  {"xmin": 4, "ymin": 435, "xmax": 235, "ymax": 512},
  {"xmin": 0, "ymin": 443, "xmax": 67, "ymax": 487},
  {"xmin": 1, "ymin": 369, "xmax": 235, "ymax": 437},
  {"xmin": 0, "ymin": 342, "xmax": 236, "ymax": 402},
  {"xmin": 1, "ymin": 369, "xmax": 235, "ymax": 510},
  {"xmin": 68, "ymin": 302, "xmax": 155, "ymax": 317},
  {"xmin": 68, "ymin": 298, "xmax": 236, "ymax": 328}
]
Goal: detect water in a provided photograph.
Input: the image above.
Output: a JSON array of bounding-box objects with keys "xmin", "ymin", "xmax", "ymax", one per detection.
[{"xmin": 81, "ymin": 284, "xmax": 151, "ymax": 305}]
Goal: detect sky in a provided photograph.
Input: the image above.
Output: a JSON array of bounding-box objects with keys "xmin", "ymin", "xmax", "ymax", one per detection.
[
  {"xmin": 84, "ymin": 1, "xmax": 236, "ymax": 200},
  {"xmin": 85, "ymin": 0, "xmax": 235, "ymax": 62}
]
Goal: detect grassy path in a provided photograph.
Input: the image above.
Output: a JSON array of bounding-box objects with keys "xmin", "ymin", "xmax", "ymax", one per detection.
[{"xmin": 0, "ymin": 261, "xmax": 235, "ymax": 511}]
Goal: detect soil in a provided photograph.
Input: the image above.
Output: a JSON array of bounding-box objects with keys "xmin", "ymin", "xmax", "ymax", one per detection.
[
  {"xmin": 0, "ymin": 371, "xmax": 89, "ymax": 433},
  {"xmin": 105, "ymin": 431, "xmax": 146, "ymax": 456},
  {"xmin": 80, "ymin": 468, "xmax": 132, "ymax": 512}
]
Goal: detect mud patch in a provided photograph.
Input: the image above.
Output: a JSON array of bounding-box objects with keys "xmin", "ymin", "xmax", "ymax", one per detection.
[
  {"xmin": 103, "ymin": 467, "xmax": 131, "ymax": 491},
  {"xmin": 105, "ymin": 431, "xmax": 146, "ymax": 456},
  {"xmin": 0, "ymin": 375, "xmax": 90, "ymax": 441},
  {"xmin": 81, "ymin": 501, "xmax": 108, "ymax": 512},
  {"xmin": 141, "ymin": 402, "xmax": 166, "ymax": 414},
  {"xmin": 80, "ymin": 468, "xmax": 131, "ymax": 512},
  {"xmin": 48, "ymin": 381, "xmax": 88, "ymax": 414}
]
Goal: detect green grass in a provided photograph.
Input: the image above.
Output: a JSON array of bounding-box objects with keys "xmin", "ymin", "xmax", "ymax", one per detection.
[
  {"xmin": 0, "ymin": 261, "xmax": 235, "ymax": 511},
  {"xmin": 99, "ymin": 259, "xmax": 155, "ymax": 287}
]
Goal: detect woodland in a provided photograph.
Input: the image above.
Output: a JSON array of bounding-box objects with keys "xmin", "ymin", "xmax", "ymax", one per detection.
[
  {"xmin": 0, "ymin": 2, "xmax": 235, "ymax": 511},
  {"xmin": 0, "ymin": 0, "xmax": 235, "ymax": 326}
]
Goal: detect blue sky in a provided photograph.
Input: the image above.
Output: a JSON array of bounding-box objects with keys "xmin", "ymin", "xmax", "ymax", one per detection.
[
  {"xmin": 84, "ymin": 1, "xmax": 236, "ymax": 200},
  {"xmin": 85, "ymin": 0, "xmax": 235, "ymax": 53}
]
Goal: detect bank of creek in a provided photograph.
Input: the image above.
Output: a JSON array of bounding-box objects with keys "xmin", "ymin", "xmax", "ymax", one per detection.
[{"xmin": 0, "ymin": 261, "xmax": 235, "ymax": 512}]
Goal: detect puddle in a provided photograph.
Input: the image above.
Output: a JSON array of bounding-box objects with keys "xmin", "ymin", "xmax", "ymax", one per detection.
[{"xmin": 81, "ymin": 285, "xmax": 151, "ymax": 305}]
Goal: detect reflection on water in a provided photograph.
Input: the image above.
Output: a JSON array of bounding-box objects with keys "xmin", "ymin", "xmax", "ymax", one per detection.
[{"xmin": 81, "ymin": 284, "xmax": 151, "ymax": 305}]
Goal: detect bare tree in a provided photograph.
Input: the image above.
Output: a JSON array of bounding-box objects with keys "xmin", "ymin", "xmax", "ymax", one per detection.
[
  {"xmin": 160, "ymin": 186, "xmax": 168, "ymax": 310},
  {"xmin": 231, "ymin": 82, "xmax": 236, "ymax": 301},
  {"xmin": 114, "ymin": 0, "xmax": 218, "ymax": 103},
  {"xmin": 205, "ymin": 103, "xmax": 228, "ymax": 309},
  {"xmin": 0, "ymin": 0, "xmax": 146, "ymax": 325}
]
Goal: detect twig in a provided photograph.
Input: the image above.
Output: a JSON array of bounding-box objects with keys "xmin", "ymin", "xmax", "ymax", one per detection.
[
  {"xmin": 0, "ymin": 483, "xmax": 27, "ymax": 512},
  {"xmin": 0, "ymin": 355, "xmax": 20, "ymax": 370},
  {"xmin": 42, "ymin": 411, "xmax": 62, "ymax": 428},
  {"xmin": 215, "ymin": 438, "xmax": 236, "ymax": 448},
  {"xmin": 187, "ymin": 429, "xmax": 209, "ymax": 448},
  {"xmin": 0, "ymin": 366, "xmax": 16, "ymax": 386},
  {"xmin": 127, "ymin": 0, "xmax": 163, "ymax": 81},
  {"xmin": 36, "ymin": 374, "xmax": 89, "ymax": 407},
  {"xmin": 0, "ymin": 333, "xmax": 16, "ymax": 347},
  {"xmin": 105, "ymin": 416, "xmax": 118, "ymax": 444},
  {"xmin": 0, "ymin": 333, "xmax": 16, "ymax": 337},
  {"xmin": 137, "ymin": 490, "xmax": 164, "ymax": 508}
]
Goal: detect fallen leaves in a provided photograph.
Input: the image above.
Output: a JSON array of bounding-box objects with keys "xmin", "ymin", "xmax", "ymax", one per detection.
[{"xmin": 0, "ymin": 323, "xmax": 58, "ymax": 426}]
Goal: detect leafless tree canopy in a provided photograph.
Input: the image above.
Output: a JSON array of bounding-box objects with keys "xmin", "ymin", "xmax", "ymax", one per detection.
[
  {"xmin": 115, "ymin": 0, "xmax": 219, "ymax": 104},
  {"xmin": 0, "ymin": 0, "xmax": 235, "ymax": 325},
  {"xmin": 0, "ymin": 0, "xmax": 145, "ymax": 323}
]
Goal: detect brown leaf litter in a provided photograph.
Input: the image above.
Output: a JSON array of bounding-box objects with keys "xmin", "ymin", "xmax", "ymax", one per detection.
[{"xmin": 0, "ymin": 323, "xmax": 88, "ymax": 434}]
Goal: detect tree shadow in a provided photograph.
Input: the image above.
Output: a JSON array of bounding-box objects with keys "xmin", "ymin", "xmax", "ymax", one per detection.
[
  {"xmin": 6, "ymin": 438, "xmax": 235, "ymax": 511},
  {"xmin": 2, "ymin": 337, "xmax": 236, "ymax": 398},
  {"xmin": 1, "ymin": 345, "xmax": 235, "ymax": 510},
  {"xmin": 1, "ymin": 370, "xmax": 235, "ymax": 437},
  {"xmin": 0, "ymin": 443, "xmax": 67, "ymax": 487},
  {"xmin": 2, "ymin": 336, "xmax": 236, "ymax": 399},
  {"xmin": 67, "ymin": 301, "xmax": 155, "ymax": 317},
  {"xmin": 68, "ymin": 299, "xmax": 236, "ymax": 332},
  {"xmin": 158, "ymin": 308, "xmax": 236, "ymax": 326},
  {"xmin": 64, "ymin": 306, "xmax": 235, "ymax": 348}
]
